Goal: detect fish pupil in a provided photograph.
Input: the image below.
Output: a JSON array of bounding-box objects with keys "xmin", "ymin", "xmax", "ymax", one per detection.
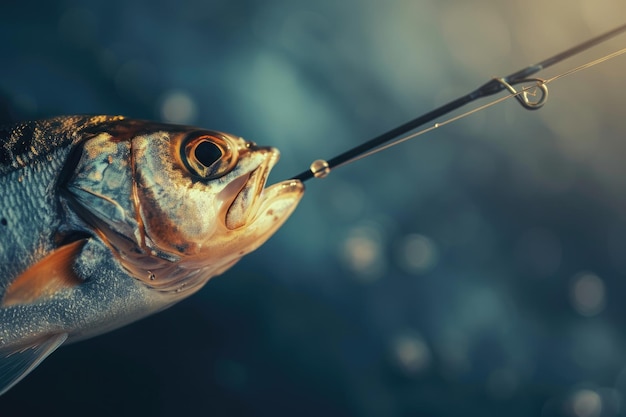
[{"xmin": 194, "ymin": 140, "xmax": 222, "ymax": 168}]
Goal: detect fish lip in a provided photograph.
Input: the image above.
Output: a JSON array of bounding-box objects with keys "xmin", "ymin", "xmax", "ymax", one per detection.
[{"xmin": 225, "ymin": 148, "xmax": 280, "ymax": 230}]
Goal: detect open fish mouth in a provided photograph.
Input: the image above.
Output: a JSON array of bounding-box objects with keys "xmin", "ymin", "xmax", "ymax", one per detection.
[{"xmin": 225, "ymin": 147, "xmax": 299, "ymax": 230}]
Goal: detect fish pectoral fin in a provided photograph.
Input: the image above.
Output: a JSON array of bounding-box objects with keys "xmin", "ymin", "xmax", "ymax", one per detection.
[
  {"xmin": 0, "ymin": 333, "xmax": 68, "ymax": 396},
  {"xmin": 1, "ymin": 239, "xmax": 87, "ymax": 307}
]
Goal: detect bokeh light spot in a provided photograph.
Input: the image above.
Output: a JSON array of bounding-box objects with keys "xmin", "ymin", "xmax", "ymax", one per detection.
[
  {"xmin": 341, "ymin": 225, "xmax": 386, "ymax": 282},
  {"xmin": 397, "ymin": 233, "xmax": 439, "ymax": 274},
  {"xmin": 390, "ymin": 333, "xmax": 431, "ymax": 375},
  {"xmin": 160, "ymin": 90, "xmax": 197, "ymax": 124},
  {"xmin": 570, "ymin": 389, "xmax": 602, "ymax": 417},
  {"xmin": 570, "ymin": 272, "xmax": 606, "ymax": 317}
]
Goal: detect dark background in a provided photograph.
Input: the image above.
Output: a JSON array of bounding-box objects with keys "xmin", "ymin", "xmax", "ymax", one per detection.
[{"xmin": 2, "ymin": 1, "xmax": 626, "ymax": 416}]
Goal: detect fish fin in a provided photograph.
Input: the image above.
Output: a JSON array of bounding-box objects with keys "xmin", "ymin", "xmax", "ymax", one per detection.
[
  {"xmin": 0, "ymin": 333, "xmax": 68, "ymax": 396},
  {"xmin": 1, "ymin": 239, "xmax": 87, "ymax": 307}
]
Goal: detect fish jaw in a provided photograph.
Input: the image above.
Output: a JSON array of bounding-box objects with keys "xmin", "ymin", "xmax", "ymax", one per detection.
[
  {"xmin": 224, "ymin": 177, "xmax": 304, "ymax": 257},
  {"xmin": 226, "ymin": 146, "xmax": 290, "ymax": 230}
]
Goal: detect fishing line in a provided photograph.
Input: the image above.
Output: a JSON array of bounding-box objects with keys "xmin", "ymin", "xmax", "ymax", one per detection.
[{"xmin": 290, "ymin": 23, "xmax": 626, "ymax": 183}]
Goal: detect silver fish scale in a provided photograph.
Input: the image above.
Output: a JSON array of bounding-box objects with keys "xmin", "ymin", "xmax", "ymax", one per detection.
[{"xmin": 0, "ymin": 146, "xmax": 69, "ymax": 295}]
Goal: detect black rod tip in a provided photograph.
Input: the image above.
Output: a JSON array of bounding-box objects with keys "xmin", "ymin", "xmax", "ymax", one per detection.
[{"xmin": 291, "ymin": 169, "xmax": 314, "ymax": 182}]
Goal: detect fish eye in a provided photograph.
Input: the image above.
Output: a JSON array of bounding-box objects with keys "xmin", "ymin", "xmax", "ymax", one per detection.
[
  {"xmin": 181, "ymin": 134, "xmax": 237, "ymax": 180},
  {"xmin": 194, "ymin": 141, "xmax": 222, "ymax": 167}
]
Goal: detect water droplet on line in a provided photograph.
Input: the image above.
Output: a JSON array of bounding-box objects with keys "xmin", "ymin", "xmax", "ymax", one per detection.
[{"xmin": 310, "ymin": 159, "xmax": 330, "ymax": 178}]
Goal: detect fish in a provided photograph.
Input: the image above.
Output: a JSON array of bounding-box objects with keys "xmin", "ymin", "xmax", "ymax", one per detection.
[{"xmin": 0, "ymin": 115, "xmax": 304, "ymax": 395}]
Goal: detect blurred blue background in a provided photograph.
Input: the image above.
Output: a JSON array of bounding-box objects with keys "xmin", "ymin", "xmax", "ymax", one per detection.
[{"xmin": 2, "ymin": 1, "xmax": 626, "ymax": 416}]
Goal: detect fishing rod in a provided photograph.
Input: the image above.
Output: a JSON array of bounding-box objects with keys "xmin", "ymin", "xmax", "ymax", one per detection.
[{"xmin": 291, "ymin": 23, "xmax": 626, "ymax": 182}]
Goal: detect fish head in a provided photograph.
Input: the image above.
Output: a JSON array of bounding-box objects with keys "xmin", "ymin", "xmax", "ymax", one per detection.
[{"xmin": 66, "ymin": 120, "xmax": 304, "ymax": 295}]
